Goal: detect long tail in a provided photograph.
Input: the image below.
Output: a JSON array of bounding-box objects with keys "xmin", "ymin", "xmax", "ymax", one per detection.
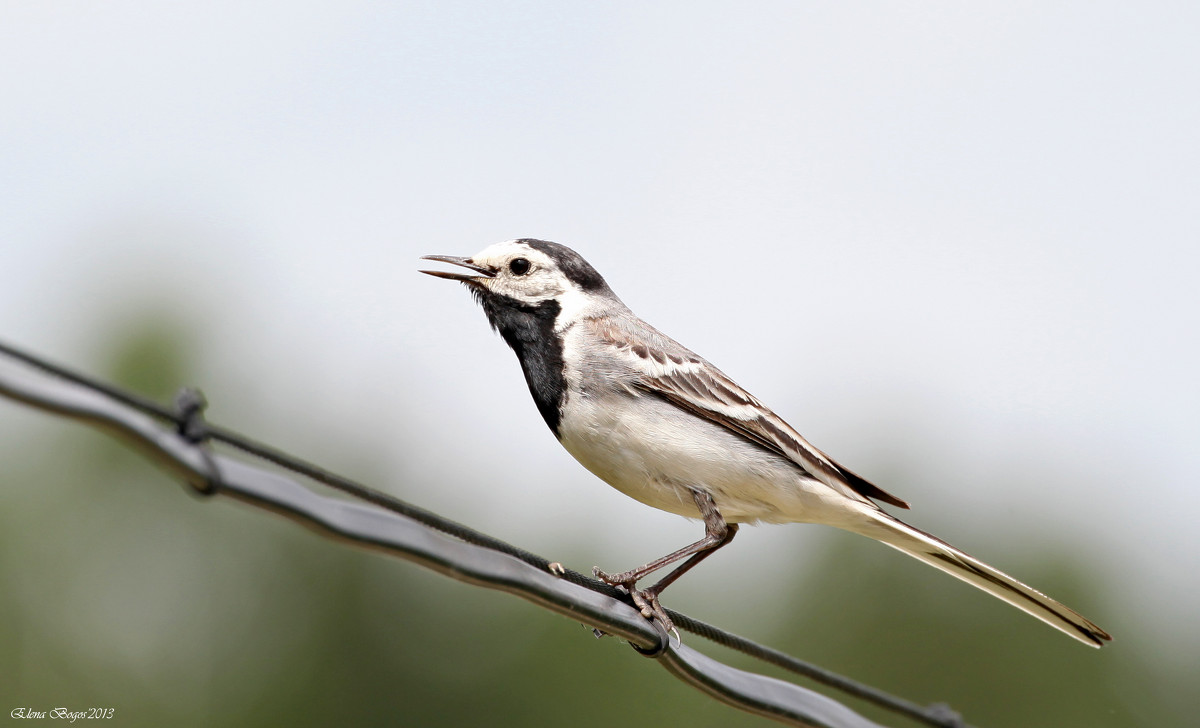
[{"xmin": 847, "ymin": 510, "xmax": 1112, "ymax": 647}]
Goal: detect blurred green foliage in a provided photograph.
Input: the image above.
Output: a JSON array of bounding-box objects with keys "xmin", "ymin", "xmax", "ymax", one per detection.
[{"xmin": 1, "ymin": 321, "xmax": 1193, "ymax": 728}]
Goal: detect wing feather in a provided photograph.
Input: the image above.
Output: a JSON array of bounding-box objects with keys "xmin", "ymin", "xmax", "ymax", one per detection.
[{"xmin": 590, "ymin": 318, "xmax": 910, "ymax": 509}]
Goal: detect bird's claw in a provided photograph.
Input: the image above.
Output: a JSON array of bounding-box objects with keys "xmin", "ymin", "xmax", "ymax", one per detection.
[
  {"xmin": 592, "ymin": 565, "xmax": 633, "ymax": 585},
  {"xmin": 629, "ymin": 587, "xmax": 675, "ymax": 634},
  {"xmin": 592, "ymin": 566, "xmax": 675, "ymax": 635}
]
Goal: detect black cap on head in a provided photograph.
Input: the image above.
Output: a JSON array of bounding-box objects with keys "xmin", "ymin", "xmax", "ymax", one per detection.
[{"xmin": 518, "ymin": 239, "xmax": 612, "ymax": 294}]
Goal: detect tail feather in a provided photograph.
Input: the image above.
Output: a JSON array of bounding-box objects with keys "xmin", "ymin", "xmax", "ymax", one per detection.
[{"xmin": 849, "ymin": 511, "xmax": 1112, "ymax": 648}]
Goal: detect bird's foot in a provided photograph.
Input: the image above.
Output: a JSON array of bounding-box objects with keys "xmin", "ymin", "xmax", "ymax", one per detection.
[
  {"xmin": 593, "ymin": 566, "xmax": 675, "ymax": 635},
  {"xmin": 629, "ymin": 587, "xmax": 675, "ymax": 636}
]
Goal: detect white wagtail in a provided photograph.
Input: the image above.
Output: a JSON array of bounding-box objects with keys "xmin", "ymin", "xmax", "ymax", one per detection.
[{"xmin": 420, "ymin": 239, "xmax": 1111, "ymax": 647}]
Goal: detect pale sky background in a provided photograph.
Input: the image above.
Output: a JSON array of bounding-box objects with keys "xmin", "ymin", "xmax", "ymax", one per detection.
[{"xmin": 2, "ymin": 2, "xmax": 1198, "ymax": 660}]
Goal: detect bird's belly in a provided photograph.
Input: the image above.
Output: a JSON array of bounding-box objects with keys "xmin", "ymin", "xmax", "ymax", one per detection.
[{"xmin": 557, "ymin": 393, "xmax": 839, "ymax": 524}]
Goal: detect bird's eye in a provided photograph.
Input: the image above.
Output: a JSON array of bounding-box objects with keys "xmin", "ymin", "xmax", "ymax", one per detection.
[{"xmin": 509, "ymin": 258, "xmax": 531, "ymax": 276}]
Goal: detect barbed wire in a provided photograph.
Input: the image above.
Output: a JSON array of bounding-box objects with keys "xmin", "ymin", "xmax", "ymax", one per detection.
[{"xmin": 0, "ymin": 339, "xmax": 973, "ymax": 728}]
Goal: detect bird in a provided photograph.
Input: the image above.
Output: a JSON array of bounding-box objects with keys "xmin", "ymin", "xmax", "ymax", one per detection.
[{"xmin": 420, "ymin": 238, "xmax": 1111, "ymax": 647}]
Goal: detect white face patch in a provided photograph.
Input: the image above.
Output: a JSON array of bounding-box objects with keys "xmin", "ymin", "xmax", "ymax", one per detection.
[
  {"xmin": 464, "ymin": 239, "xmax": 623, "ymax": 333},
  {"xmin": 468, "ymin": 240, "xmax": 568, "ymax": 304}
]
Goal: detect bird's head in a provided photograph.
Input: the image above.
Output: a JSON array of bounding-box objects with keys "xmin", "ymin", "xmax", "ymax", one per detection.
[{"xmin": 420, "ymin": 239, "xmax": 618, "ymax": 325}]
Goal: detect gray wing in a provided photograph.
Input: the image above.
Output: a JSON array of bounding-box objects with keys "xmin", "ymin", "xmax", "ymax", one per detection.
[{"xmin": 589, "ymin": 316, "xmax": 910, "ymax": 509}]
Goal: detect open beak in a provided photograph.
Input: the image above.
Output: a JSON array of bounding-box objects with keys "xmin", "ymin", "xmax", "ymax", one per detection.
[{"xmin": 419, "ymin": 255, "xmax": 497, "ymax": 282}]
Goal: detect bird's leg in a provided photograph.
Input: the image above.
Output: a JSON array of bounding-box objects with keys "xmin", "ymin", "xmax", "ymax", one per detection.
[{"xmin": 593, "ymin": 489, "xmax": 737, "ymax": 632}]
